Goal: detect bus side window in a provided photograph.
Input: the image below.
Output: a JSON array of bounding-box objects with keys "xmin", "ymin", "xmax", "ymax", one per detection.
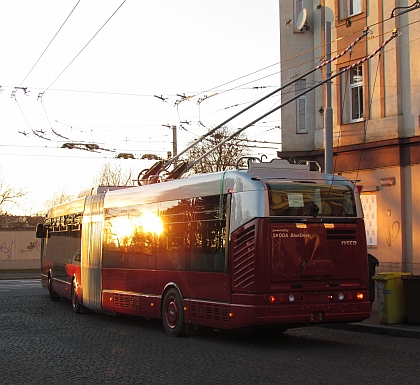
[
  {"xmin": 213, "ymin": 248, "xmax": 225, "ymax": 272},
  {"xmin": 191, "ymin": 251, "xmax": 209, "ymax": 271},
  {"xmin": 191, "ymin": 195, "xmax": 227, "ymax": 272}
]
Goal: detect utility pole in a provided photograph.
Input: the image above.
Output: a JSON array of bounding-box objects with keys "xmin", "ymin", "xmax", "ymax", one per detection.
[
  {"xmin": 171, "ymin": 125, "xmax": 178, "ymax": 166},
  {"xmin": 325, "ymin": 21, "xmax": 333, "ymax": 174}
]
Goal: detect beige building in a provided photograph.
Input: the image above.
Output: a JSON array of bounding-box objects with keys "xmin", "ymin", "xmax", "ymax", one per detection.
[{"xmin": 278, "ymin": 0, "xmax": 420, "ymax": 274}]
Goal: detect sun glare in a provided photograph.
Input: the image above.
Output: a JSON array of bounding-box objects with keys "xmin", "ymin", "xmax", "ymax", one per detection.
[
  {"xmin": 111, "ymin": 216, "xmax": 135, "ymax": 242},
  {"xmin": 110, "ymin": 211, "xmax": 164, "ymax": 246},
  {"xmin": 140, "ymin": 211, "xmax": 164, "ymax": 235}
]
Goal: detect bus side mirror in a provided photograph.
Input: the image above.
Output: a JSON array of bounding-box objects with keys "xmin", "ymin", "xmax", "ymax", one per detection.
[{"xmin": 36, "ymin": 223, "xmax": 45, "ymax": 238}]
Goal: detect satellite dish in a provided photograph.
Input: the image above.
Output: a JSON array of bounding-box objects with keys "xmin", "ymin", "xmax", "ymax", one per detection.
[{"xmin": 296, "ymin": 8, "xmax": 307, "ymax": 31}]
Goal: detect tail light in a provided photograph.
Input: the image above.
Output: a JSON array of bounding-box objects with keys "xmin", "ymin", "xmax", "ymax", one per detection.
[{"xmin": 268, "ymin": 294, "xmax": 294, "ymax": 303}]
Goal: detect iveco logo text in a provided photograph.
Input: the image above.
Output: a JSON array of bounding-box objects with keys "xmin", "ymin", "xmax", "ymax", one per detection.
[{"xmin": 341, "ymin": 240, "xmax": 357, "ymax": 245}]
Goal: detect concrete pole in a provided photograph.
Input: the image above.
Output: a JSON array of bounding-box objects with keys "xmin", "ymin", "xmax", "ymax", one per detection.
[
  {"xmin": 172, "ymin": 125, "xmax": 178, "ymax": 166},
  {"xmin": 325, "ymin": 21, "xmax": 333, "ymax": 174}
]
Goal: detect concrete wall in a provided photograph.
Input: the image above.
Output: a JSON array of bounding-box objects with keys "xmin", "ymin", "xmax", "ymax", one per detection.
[
  {"xmin": 340, "ymin": 164, "xmax": 420, "ymax": 275},
  {"xmin": 0, "ymin": 230, "xmax": 40, "ymax": 270}
]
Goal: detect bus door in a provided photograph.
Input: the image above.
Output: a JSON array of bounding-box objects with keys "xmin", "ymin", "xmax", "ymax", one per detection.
[
  {"xmin": 81, "ymin": 193, "xmax": 105, "ymax": 312},
  {"xmin": 187, "ymin": 194, "xmax": 230, "ymax": 327}
]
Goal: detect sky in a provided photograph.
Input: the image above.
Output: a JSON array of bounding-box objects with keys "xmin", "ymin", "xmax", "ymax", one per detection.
[{"xmin": 0, "ymin": 0, "xmax": 281, "ymax": 215}]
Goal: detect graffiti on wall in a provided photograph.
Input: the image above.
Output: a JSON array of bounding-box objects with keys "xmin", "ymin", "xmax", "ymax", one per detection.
[
  {"xmin": 386, "ymin": 221, "xmax": 400, "ymax": 247},
  {"xmin": 1, "ymin": 241, "xmax": 14, "ymax": 261},
  {"xmin": 21, "ymin": 241, "xmax": 39, "ymax": 254},
  {"xmin": 1, "ymin": 239, "xmax": 39, "ymax": 261}
]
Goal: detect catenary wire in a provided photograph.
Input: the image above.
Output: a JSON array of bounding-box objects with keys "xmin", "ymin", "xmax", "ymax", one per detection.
[
  {"xmin": 19, "ymin": 0, "xmax": 81, "ymax": 86},
  {"xmin": 43, "ymin": 0, "xmax": 127, "ymax": 92},
  {"xmin": 5, "ymin": 11, "xmax": 419, "ymax": 156}
]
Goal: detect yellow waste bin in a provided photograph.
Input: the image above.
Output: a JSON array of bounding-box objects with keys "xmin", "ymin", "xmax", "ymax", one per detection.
[{"xmin": 373, "ymin": 272, "xmax": 413, "ymax": 324}]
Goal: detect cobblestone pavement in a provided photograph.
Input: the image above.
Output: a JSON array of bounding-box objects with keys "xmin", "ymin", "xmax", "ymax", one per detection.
[{"xmin": 1, "ymin": 293, "xmax": 420, "ymax": 385}]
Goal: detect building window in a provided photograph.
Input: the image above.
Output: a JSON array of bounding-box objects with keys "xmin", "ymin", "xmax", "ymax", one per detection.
[
  {"xmin": 341, "ymin": 65, "xmax": 364, "ymax": 123},
  {"xmin": 340, "ymin": 0, "xmax": 362, "ymax": 19},
  {"xmin": 296, "ymin": 79, "xmax": 307, "ymax": 133}
]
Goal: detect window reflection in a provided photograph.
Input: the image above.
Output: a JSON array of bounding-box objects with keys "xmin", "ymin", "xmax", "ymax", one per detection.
[
  {"xmin": 102, "ymin": 194, "xmax": 227, "ymax": 272},
  {"xmin": 268, "ymin": 183, "xmax": 356, "ymax": 217}
]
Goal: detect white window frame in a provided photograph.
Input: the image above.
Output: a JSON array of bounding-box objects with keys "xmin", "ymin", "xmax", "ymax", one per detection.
[
  {"xmin": 340, "ymin": 0, "xmax": 362, "ymax": 19},
  {"xmin": 350, "ymin": 65, "xmax": 364, "ymax": 122},
  {"xmin": 296, "ymin": 79, "xmax": 307, "ymax": 133},
  {"xmin": 341, "ymin": 64, "xmax": 364, "ymax": 124}
]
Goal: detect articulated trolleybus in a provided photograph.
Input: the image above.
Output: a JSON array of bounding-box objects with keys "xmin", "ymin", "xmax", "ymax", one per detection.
[{"xmin": 37, "ymin": 158, "xmax": 371, "ymax": 336}]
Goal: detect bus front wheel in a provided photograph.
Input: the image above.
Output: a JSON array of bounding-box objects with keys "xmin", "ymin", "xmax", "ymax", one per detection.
[{"xmin": 162, "ymin": 288, "xmax": 187, "ymax": 337}]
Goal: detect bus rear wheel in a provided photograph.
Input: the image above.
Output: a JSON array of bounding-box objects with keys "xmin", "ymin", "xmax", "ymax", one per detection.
[
  {"xmin": 162, "ymin": 288, "xmax": 187, "ymax": 337},
  {"xmin": 71, "ymin": 280, "xmax": 82, "ymax": 314}
]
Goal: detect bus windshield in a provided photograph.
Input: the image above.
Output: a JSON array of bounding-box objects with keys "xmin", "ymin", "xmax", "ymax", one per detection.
[{"xmin": 267, "ymin": 182, "xmax": 356, "ymax": 217}]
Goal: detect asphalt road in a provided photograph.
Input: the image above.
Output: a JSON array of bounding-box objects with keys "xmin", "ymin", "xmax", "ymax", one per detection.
[
  {"xmin": 1, "ymin": 282, "xmax": 420, "ymax": 384},
  {"xmin": 0, "ymin": 278, "xmax": 46, "ymax": 297}
]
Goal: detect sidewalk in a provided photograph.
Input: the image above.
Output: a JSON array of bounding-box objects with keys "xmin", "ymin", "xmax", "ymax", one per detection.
[
  {"xmin": 1, "ymin": 269, "xmax": 419, "ymax": 338},
  {"xmin": 0, "ymin": 269, "xmax": 41, "ymax": 280},
  {"xmin": 325, "ymin": 298, "xmax": 420, "ymax": 338}
]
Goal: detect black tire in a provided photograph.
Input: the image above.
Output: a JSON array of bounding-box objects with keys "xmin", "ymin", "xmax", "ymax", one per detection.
[
  {"xmin": 71, "ymin": 280, "xmax": 82, "ymax": 314},
  {"xmin": 48, "ymin": 276, "xmax": 60, "ymax": 301},
  {"xmin": 162, "ymin": 288, "xmax": 187, "ymax": 337}
]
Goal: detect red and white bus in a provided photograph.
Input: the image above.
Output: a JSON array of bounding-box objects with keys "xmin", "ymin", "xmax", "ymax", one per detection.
[{"xmin": 36, "ymin": 158, "xmax": 371, "ymax": 336}]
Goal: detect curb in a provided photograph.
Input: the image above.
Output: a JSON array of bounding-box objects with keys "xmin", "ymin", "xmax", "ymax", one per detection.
[
  {"xmin": 324, "ymin": 322, "xmax": 420, "ymax": 339},
  {"xmin": 0, "ymin": 269, "xmax": 40, "ymax": 280}
]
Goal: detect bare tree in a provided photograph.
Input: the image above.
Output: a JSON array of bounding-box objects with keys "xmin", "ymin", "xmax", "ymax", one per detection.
[
  {"xmin": 94, "ymin": 162, "xmax": 133, "ymax": 186},
  {"xmin": 185, "ymin": 126, "xmax": 251, "ymax": 174},
  {"xmin": 43, "ymin": 188, "xmax": 75, "ymax": 211},
  {"xmin": 0, "ymin": 173, "xmax": 27, "ymax": 214}
]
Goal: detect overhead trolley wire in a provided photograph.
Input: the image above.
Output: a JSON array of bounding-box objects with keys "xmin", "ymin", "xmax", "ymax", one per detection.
[
  {"xmin": 163, "ymin": 28, "xmax": 371, "ymax": 171},
  {"xmin": 184, "ymin": 7, "xmax": 420, "ymax": 114},
  {"xmin": 187, "ymin": 30, "xmax": 400, "ymax": 172},
  {"xmin": 12, "ymin": 96, "xmax": 51, "ymax": 142},
  {"xmin": 19, "ymin": 0, "xmax": 81, "ymax": 87},
  {"xmin": 43, "ymin": 0, "xmax": 127, "ymax": 92},
  {"xmin": 10, "ymin": 6, "xmax": 418, "ymax": 157},
  {"xmin": 352, "ymin": 48, "xmax": 385, "ymax": 181},
  {"xmin": 10, "ymin": 18, "xmax": 414, "ymax": 120},
  {"xmin": 135, "ymin": 28, "xmax": 372, "ymax": 183},
  {"xmin": 170, "ymin": 17, "xmax": 419, "ymax": 164}
]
